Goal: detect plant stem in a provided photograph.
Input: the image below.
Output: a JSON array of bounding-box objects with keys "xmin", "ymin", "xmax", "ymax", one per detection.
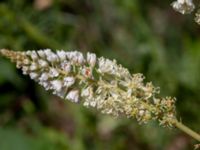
[{"xmin": 173, "ymin": 119, "xmax": 200, "ymax": 142}]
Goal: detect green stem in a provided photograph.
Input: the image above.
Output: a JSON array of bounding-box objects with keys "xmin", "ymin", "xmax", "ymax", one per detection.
[{"xmin": 173, "ymin": 120, "xmax": 200, "ymax": 142}]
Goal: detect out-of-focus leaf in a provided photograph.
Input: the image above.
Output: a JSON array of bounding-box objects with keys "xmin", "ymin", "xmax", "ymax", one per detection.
[
  {"xmin": 0, "ymin": 59, "xmax": 25, "ymax": 88},
  {"xmin": 0, "ymin": 127, "xmax": 69, "ymax": 150}
]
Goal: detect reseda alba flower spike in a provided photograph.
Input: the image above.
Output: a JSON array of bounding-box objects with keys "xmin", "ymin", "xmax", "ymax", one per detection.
[{"xmin": 0, "ymin": 49, "xmax": 200, "ymax": 142}]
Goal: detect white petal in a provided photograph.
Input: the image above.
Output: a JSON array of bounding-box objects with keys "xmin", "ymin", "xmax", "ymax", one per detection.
[
  {"xmin": 49, "ymin": 68, "xmax": 59, "ymax": 77},
  {"xmin": 51, "ymin": 80, "xmax": 63, "ymax": 92},
  {"xmin": 87, "ymin": 52, "xmax": 96, "ymax": 67},
  {"xmin": 45, "ymin": 49, "xmax": 59, "ymax": 63},
  {"xmin": 30, "ymin": 51, "xmax": 38, "ymax": 60},
  {"xmin": 39, "ymin": 73, "xmax": 49, "ymax": 81},
  {"xmin": 37, "ymin": 50, "xmax": 46, "ymax": 58},
  {"xmin": 29, "ymin": 72, "xmax": 39, "ymax": 79},
  {"xmin": 38, "ymin": 59, "xmax": 48, "ymax": 67},
  {"xmin": 66, "ymin": 90, "xmax": 79, "ymax": 103},
  {"xmin": 29, "ymin": 63, "xmax": 38, "ymax": 71},
  {"xmin": 61, "ymin": 61, "xmax": 71, "ymax": 73},
  {"xmin": 57, "ymin": 50, "xmax": 66, "ymax": 61},
  {"xmin": 64, "ymin": 77, "xmax": 75, "ymax": 87}
]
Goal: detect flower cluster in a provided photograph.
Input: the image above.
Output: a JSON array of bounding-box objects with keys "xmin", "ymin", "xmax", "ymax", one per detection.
[
  {"xmin": 0, "ymin": 49, "xmax": 176, "ymax": 127},
  {"xmin": 194, "ymin": 9, "xmax": 200, "ymax": 25},
  {"xmin": 171, "ymin": 0, "xmax": 195, "ymax": 14},
  {"xmin": 171, "ymin": 0, "xmax": 200, "ymax": 25}
]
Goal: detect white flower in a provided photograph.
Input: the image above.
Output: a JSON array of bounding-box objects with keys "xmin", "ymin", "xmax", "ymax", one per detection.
[
  {"xmin": 30, "ymin": 51, "xmax": 38, "ymax": 60},
  {"xmin": 37, "ymin": 50, "xmax": 46, "ymax": 58},
  {"xmin": 87, "ymin": 52, "xmax": 96, "ymax": 67},
  {"xmin": 51, "ymin": 80, "xmax": 63, "ymax": 92},
  {"xmin": 64, "ymin": 77, "xmax": 75, "ymax": 87},
  {"xmin": 29, "ymin": 62, "xmax": 38, "ymax": 71},
  {"xmin": 61, "ymin": 61, "xmax": 71, "ymax": 73},
  {"xmin": 23, "ymin": 59, "xmax": 30, "ymax": 65},
  {"xmin": 81, "ymin": 86, "xmax": 93, "ymax": 98},
  {"xmin": 153, "ymin": 98, "xmax": 160, "ymax": 105},
  {"xmin": 83, "ymin": 101, "xmax": 89, "ymax": 107},
  {"xmin": 29, "ymin": 72, "xmax": 39, "ymax": 79},
  {"xmin": 77, "ymin": 53, "xmax": 85, "ymax": 64},
  {"xmin": 195, "ymin": 10, "xmax": 200, "ymax": 25},
  {"xmin": 26, "ymin": 51, "xmax": 33, "ymax": 57},
  {"xmin": 66, "ymin": 51, "xmax": 85, "ymax": 64},
  {"xmin": 90, "ymin": 101, "xmax": 96, "ymax": 107},
  {"xmin": 66, "ymin": 90, "xmax": 79, "ymax": 103},
  {"xmin": 171, "ymin": 0, "xmax": 195, "ymax": 14},
  {"xmin": 45, "ymin": 49, "xmax": 59, "ymax": 63},
  {"xmin": 39, "ymin": 73, "xmax": 49, "ymax": 81},
  {"xmin": 98, "ymin": 57, "xmax": 115, "ymax": 74},
  {"xmin": 38, "ymin": 59, "xmax": 48, "ymax": 67},
  {"xmin": 110, "ymin": 91, "xmax": 119, "ymax": 100},
  {"xmin": 81, "ymin": 67, "xmax": 92, "ymax": 78},
  {"xmin": 127, "ymin": 89, "xmax": 132, "ymax": 98},
  {"xmin": 81, "ymin": 88, "xmax": 90, "ymax": 97},
  {"xmin": 138, "ymin": 110, "xmax": 145, "ymax": 117},
  {"xmin": 22, "ymin": 66, "xmax": 29, "ymax": 75},
  {"xmin": 49, "ymin": 68, "xmax": 59, "ymax": 77},
  {"xmin": 39, "ymin": 81, "xmax": 51, "ymax": 90},
  {"xmin": 57, "ymin": 50, "xmax": 66, "ymax": 61},
  {"xmin": 44, "ymin": 49, "xmax": 52, "ymax": 56}
]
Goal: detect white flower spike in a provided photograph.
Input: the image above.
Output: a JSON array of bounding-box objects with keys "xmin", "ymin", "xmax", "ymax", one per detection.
[
  {"xmin": 0, "ymin": 49, "xmax": 176, "ymax": 127},
  {"xmin": 2, "ymin": 48, "xmax": 200, "ymax": 142}
]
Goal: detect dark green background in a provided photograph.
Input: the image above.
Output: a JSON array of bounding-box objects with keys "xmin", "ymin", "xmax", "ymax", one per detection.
[{"xmin": 0, "ymin": 0, "xmax": 199, "ymax": 149}]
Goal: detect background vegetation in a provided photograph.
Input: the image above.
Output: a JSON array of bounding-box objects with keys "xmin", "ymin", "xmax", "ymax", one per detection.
[{"xmin": 0, "ymin": 0, "xmax": 200, "ymax": 149}]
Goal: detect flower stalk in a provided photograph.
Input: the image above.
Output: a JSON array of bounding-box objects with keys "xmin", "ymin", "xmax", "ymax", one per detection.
[
  {"xmin": 0, "ymin": 48, "xmax": 199, "ymax": 142},
  {"xmin": 173, "ymin": 120, "xmax": 200, "ymax": 142}
]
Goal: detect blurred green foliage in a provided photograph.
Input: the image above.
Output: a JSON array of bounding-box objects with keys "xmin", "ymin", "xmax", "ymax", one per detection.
[{"xmin": 0, "ymin": 0, "xmax": 200, "ymax": 149}]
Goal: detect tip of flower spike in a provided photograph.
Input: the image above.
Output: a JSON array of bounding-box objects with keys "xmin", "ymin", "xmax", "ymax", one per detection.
[
  {"xmin": 0, "ymin": 48, "xmax": 6, "ymax": 54},
  {"xmin": 0, "ymin": 49, "xmax": 11, "ymax": 56}
]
